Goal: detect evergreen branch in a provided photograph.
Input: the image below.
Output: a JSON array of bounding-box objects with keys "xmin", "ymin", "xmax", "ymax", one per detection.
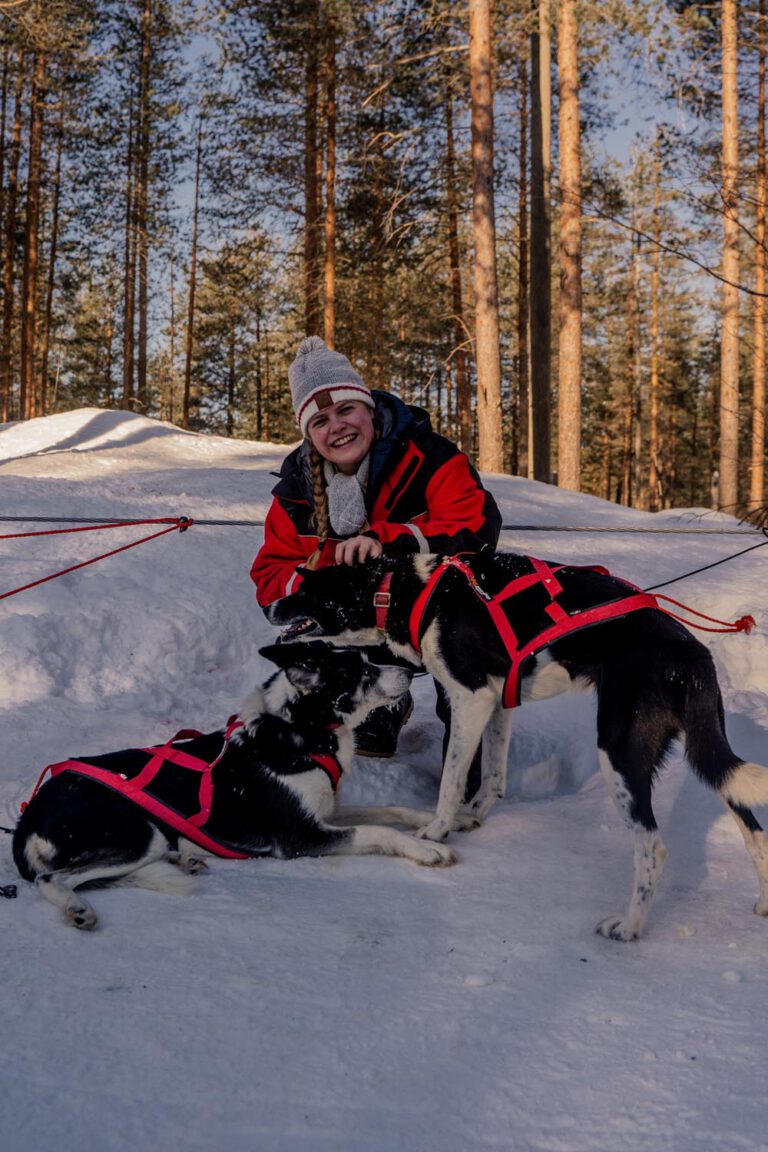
[{"xmin": 577, "ymin": 190, "xmax": 768, "ymax": 299}]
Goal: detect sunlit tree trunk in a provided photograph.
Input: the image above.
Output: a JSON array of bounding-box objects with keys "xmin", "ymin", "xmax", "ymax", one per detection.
[
  {"xmin": 135, "ymin": 0, "xmax": 152, "ymax": 412},
  {"xmin": 529, "ymin": 0, "xmax": 551, "ymax": 482},
  {"xmin": 719, "ymin": 0, "xmax": 740, "ymax": 509},
  {"xmin": 183, "ymin": 114, "xmax": 203, "ymax": 431},
  {"xmin": 469, "ymin": 0, "xmax": 503, "ymax": 472},
  {"xmin": 445, "ymin": 72, "xmax": 471, "ymax": 454},
  {"xmin": 0, "ymin": 52, "xmax": 24, "ymax": 422},
  {"xmin": 323, "ymin": 11, "xmax": 336, "ymax": 348},
  {"xmin": 557, "ymin": 0, "xmax": 581, "ymax": 490},
  {"xmin": 40, "ymin": 114, "xmax": 63, "ymax": 415},
  {"xmin": 304, "ymin": 0, "xmax": 321, "ymax": 336},
  {"xmin": 19, "ymin": 46, "xmax": 46, "ymax": 420},
  {"xmin": 649, "ymin": 144, "xmax": 661, "ymax": 512},
  {"xmin": 122, "ymin": 83, "xmax": 136, "ymax": 410},
  {"xmin": 516, "ymin": 52, "xmax": 530, "ymax": 477},
  {"xmin": 751, "ymin": 0, "xmax": 766, "ymax": 511}
]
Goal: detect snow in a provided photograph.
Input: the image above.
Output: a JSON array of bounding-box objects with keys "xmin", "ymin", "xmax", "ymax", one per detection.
[{"xmin": 2, "ymin": 408, "xmax": 768, "ymax": 1152}]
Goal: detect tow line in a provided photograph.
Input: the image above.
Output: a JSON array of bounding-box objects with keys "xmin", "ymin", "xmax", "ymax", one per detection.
[{"xmin": 0, "ymin": 516, "xmax": 193, "ymax": 602}]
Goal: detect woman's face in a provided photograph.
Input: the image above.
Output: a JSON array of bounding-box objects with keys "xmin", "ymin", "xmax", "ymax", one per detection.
[{"xmin": 306, "ymin": 399, "xmax": 375, "ymax": 473}]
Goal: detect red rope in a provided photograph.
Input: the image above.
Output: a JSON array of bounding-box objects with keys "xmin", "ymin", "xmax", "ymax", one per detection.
[
  {"xmin": 0, "ymin": 517, "xmax": 193, "ymax": 602},
  {"xmin": 0, "ymin": 516, "xmax": 186, "ymax": 540},
  {"xmin": 654, "ymin": 593, "xmax": 756, "ymax": 634}
]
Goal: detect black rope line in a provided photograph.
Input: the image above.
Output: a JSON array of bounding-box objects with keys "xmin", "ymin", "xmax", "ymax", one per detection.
[
  {"xmin": 644, "ymin": 534, "xmax": 768, "ymax": 591},
  {"xmin": 0, "ymin": 515, "xmax": 763, "ymax": 536}
]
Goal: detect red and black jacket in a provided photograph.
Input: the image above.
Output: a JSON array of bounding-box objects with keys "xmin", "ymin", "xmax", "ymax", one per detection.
[{"xmin": 251, "ymin": 391, "xmax": 502, "ymax": 607}]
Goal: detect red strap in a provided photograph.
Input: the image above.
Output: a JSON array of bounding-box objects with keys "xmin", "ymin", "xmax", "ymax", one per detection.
[
  {"xmin": 310, "ymin": 753, "xmax": 343, "ymax": 790},
  {"xmin": 374, "ymin": 573, "xmax": 393, "ymax": 631}
]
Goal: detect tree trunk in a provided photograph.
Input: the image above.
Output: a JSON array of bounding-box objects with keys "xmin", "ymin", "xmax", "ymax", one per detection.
[
  {"xmin": 751, "ymin": 0, "xmax": 766, "ymax": 511},
  {"xmin": 719, "ymin": 0, "xmax": 740, "ymax": 509},
  {"xmin": 648, "ymin": 144, "xmax": 661, "ymax": 511},
  {"xmin": 445, "ymin": 70, "xmax": 471, "ymax": 454},
  {"xmin": 227, "ymin": 326, "xmax": 235, "ymax": 437},
  {"xmin": 0, "ymin": 45, "xmax": 9, "ymax": 287},
  {"xmin": 469, "ymin": 0, "xmax": 504, "ymax": 473},
  {"xmin": 304, "ymin": 0, "xmax": 321, "ymax": 336},
  {"xmin": 529, "ymin": 0, "xmax": 552, "ymax": 483},
  {"xmin": 40, "ymin": 114, "xmax": 63, "ymax": 416},
  {"xmin": 622, "ymin": 192, "xmax": 641, "ymax": 508},
  {"xmin": 122, "ymin": 83, "xmax": 136, "ymax": 410},
  {"xmin": 516, "ymin": 52, "xmax": 530, "ymax": 476},
  {"xmin": 183, "ymin": 114, "xmax": 203, "ymax": 431},
  {"xmin": 556, "ymin": 0, "xmax": 582, "ymax": 490},
  {"xmin": 19, "ymin": 46, "xmax": 46, "ymax": 420},
  {"xmin": 135, "ymin": 0, "xmax": 152, "ymax": 412},
  {"xmin": 0, "ymin": 52, "xmax": 24, "ymax": 423},
  {"xmin": 323, "ymin": 11, "xmax": 336, "ymax": 348}
]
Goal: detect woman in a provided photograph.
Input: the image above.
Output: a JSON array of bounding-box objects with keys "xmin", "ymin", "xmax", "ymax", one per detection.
[{"xmin": 251, "ymin": 336, "xmax": 501, "ymax": 759}]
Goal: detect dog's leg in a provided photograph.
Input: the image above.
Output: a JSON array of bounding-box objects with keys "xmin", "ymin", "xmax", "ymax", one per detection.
[
  {"xmin": 332, "ymin": 805, "xmax": 479, "ymax": 832},
  {"xmin": 30, "ymin": 827, "xmax": 176, "ymax": 930},
  {"xmin": 34, "ymin": 873, "xmax": 99, "ymax": 931},
  {"xmin": 323, "ymin": 823, "xmax": 457, "ymax": 867},
  {"xmin": 417, "ymin": 685, "xmax": 497, "ymax": 842},
  {"xmin": 723, "ymin": 801, "xmax": 768, "ymax": 916},
  {"xmin": 595, "ymin": 749, "xmax": 667, "ymax": 942},
  {"xmin": 466, "ymin": 704, "xmax": 514, "ymax": 823}
]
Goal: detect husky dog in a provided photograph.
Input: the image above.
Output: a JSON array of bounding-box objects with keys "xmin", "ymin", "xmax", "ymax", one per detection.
[
  {"xmin": 269, "ymin": 552, "xmax": 768, "ymax": 941},
  {"xmin": 13, "ymin": 641, "xmax": 455, "ymax": 930}
]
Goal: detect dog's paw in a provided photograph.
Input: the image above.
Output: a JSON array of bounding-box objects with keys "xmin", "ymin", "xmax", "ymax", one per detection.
[
  {"xmin": 595, "ymin": 914, "xmax": 640, "ymax": 942},
  {"xmin": 413, "ymin": 841, "xmax": 457, "ymax": 868},
  {"xmin": 176, "ymin": 855, "xmax": 208, "ymax": 875},
  {"xmin": 416, "ymin": 818, "xmax": 451, "ymax": 843},
  {"xmin": 753, "ymin": 896, "xmax": 768, "ymax": 917},
  {"xmin": 64, "ymin": 897, "xmax": 98, "ymax": 932},
  {"xmin": 454, "ymin": 811, "xmax": 482, "ymax": 832}
]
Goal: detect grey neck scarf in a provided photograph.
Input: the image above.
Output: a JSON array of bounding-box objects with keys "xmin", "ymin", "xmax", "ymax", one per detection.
[{"xmin": 324, "ymin": 455, "xmax": 370, "ymax": 536}]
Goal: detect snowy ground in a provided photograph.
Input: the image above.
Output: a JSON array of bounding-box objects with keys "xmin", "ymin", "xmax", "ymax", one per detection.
[{"xmin": 2, "ymin": 408, "xmax": 768, "ymax": 1152}]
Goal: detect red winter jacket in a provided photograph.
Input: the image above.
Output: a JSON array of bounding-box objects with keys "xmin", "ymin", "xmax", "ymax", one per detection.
[{"xmin": 250, "ymin": 391, "xmax": 502, "ymax": 608}]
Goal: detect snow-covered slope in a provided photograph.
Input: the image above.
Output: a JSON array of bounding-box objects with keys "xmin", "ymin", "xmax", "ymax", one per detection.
[{"xmin": 2, "ymin": 409, "xmax": 767, "ymax": 1152}]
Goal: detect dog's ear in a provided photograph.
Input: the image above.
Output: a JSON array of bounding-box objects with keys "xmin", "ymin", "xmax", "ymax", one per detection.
[{"xmin": 260, "ymin": 640, "xmax": 330, "ymax": 693}]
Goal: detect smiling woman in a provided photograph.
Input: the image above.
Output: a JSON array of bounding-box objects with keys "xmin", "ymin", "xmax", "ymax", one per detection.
[{"xmin": 250, "ymin": 335, "xmax": 501, "ymax": 760}]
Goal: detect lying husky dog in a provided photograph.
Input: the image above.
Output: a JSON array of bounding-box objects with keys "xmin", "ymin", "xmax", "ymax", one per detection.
[
  {"xmin": 269, "ymin": 550, "xmax": 768, "ymax": 941},
  {"xmin": 13, "ymin": 641, "xmax": 454, "ymax": 930}
]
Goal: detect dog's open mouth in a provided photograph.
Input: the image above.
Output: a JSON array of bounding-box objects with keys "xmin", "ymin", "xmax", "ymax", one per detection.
[{"xmin": 277, "ymin": 617, "xmax": 322, "ymax": 643}]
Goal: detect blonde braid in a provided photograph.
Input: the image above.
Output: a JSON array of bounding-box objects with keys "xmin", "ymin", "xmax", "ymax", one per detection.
[{"xmin": 309, "ymin": 443, "xmax": 330, "ymax": 542}]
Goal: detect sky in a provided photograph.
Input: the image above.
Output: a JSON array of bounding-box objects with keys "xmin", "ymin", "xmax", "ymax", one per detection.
[{"xmin": 2, "ymin": 408, "xmax": 768, "ymax": 1152}]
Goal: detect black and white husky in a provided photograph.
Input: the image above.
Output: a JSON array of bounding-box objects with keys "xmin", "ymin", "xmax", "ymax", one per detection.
[
  {"xmin": 269, "ymin": 551, "xmax": 768, "ymax": 941},
  {"xmin": 13, "ymin": 641, "xmax": 455, "ymax": 930}
]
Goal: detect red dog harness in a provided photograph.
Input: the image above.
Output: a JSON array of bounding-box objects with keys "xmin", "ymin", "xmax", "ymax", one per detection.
[
  {"xmin": 24, "ymin": 717, "xmax": 343, "ymax": 859},
  {"xmin": 402, "ymin": 555, "xmax": 660, "ymax": 709}
]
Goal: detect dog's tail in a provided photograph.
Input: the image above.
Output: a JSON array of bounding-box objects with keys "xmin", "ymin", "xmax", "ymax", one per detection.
[
  {"xmin": 114, "ymin": 860, "xmax": 198, "ymax": 896},
  {"xmin": 682, "ymin": 653, "xmax": 768, "ymax": 807},
  {"xmin": 719, "ymin": 762, "xmax": 768, "ymax": 809}
]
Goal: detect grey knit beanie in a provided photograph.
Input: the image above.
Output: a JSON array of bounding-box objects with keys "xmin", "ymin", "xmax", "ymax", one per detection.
[{"xmin": 289, "ymin": 336, "xmax": 374, "ymax": 437}]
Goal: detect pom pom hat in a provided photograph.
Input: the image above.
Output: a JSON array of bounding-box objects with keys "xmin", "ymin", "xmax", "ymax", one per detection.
[{"xmin": 289, "ymin": 336, "xmax": 375, "ymax": 437}]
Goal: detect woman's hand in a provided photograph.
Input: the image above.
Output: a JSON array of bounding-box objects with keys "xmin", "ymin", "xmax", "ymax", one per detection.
[{"xmin": 334, "ymin": 535, "xmax": 383, "ymax": 566}]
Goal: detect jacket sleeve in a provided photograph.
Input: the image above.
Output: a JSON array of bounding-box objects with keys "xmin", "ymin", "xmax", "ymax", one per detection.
[
  {"xmin": 367, "ymin": 451, "xmax": 501, "ymax": 557},
  {"xmin": 250, "ymin": 500, "xmax": 339, "ymax": 608}
]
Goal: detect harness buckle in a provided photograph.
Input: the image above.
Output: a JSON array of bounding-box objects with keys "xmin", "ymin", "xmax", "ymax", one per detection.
[{"xmin": 373, "ymin": 591, "xmax": 391, "ymax": 609}]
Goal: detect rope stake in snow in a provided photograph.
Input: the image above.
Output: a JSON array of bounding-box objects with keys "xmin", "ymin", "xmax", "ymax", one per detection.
[{"xmin": 0, "ymin": 516, "xmax": 193, "ymax": 603}]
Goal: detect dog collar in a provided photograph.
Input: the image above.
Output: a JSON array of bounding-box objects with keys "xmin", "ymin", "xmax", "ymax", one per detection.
[{"xmin": 373, "ymin": 573, "xmax": 393, "ymax": 630}]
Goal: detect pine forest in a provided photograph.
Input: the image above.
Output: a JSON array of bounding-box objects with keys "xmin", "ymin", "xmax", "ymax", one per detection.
[{"xmin": 0, "ymin": 0, "xmax": 766, "ymax": 515}]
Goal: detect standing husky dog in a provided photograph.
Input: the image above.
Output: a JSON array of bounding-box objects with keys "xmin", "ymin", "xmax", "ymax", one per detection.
[
  {"xmin": 14, "ymin": 641, "xmax": 455, "ymax": 930},
  {"xmin": 269, "ymin": 551, "xmax": 768, "ymax": 940}
]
